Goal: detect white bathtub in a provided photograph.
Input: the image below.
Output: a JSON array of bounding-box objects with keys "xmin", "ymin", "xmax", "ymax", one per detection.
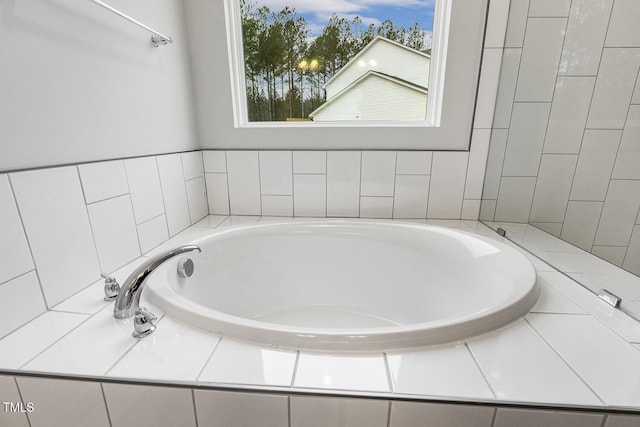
[{"xmin": 146, "ymin": 220, "xmax": 538, "ymax": 351}]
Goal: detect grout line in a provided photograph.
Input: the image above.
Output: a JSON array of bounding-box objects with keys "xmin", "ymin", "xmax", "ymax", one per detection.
[
  {"xmin": 100, "ymin": 383, "xmax": 114, "ymax": 427},
  {"xmin": 464, "ymin": 343, "xmax": 497, "ymax": 400},
  {"xmin": 154, "ymin": 156, "xmax": 173, "ymax": 238},
  {"xmin": 386, "ymin": 400, "xmax": 392, "ymax": 427},
  {"xmin": 180, "ymin": 154, "xmax": 194, "ymax": 224},
  {"xmin": 13, "ymin": 376, "xmax": 33, "ymax": 427},
  {"xmin": 382, "ymin": 353, "xmax": 394, "ymax": 393},
  {"xmin": 490, "ymin": 407, "xmax": 498, "ymax": 427},
  {"xmin": 426, "ymin": 152, "xmax": 434, "ymax": 218},
  {"xmin": 85, "ymin": 192, "xmax": 131, "ymax": 206},
  {"xmin": 600, "ymin": 414, "xmax": 608, "ymax": 427},
  {"xmin": 224, "ymin": 152, "xmax": 231, "ymax": 215},
  {"xmin": 18, "ymin": 304, "xmax": 113, "ymax": 370},
  {"xmin": 391, "ymin": 152, "xmax": 398, "ymax": 218},
  {"xmin": 195, "ymin": 337, "xmax": 223, "ymax": 382},
  {"xmin": 287, "ymin": 395, "xmax": 292, "ymax": 427},
  {"xmin": 524, "ymin": 317, "xmax": 607, "ymax": 405},
  {"xmin": 0, "ymin": 269, "xmax": 36, "ymax": 289},
  {"xmin": 191, "ymin": 389, "xmax": 200, "ymax": 427},
  {"xmin": 289, "ymin": 351, "xmax": 301, "ymax": 388}
]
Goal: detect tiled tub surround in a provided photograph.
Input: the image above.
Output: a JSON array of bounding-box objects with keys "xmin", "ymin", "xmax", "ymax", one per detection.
[
  {"xmin": 480, "ymin": 0, "xmax": 640, "ymax": 276},
  {"xmin": 1, "ymin": 217, "xmax": 640, "ymax": 427},
  {"xmin": 0, "ymin": 151, "xmax": 209, "ymax": 340}
]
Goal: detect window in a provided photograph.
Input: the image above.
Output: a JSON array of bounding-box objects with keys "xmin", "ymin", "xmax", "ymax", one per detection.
[{"xmin": 226, "ymin": 0, "xmax": 451, "ymax": 127}]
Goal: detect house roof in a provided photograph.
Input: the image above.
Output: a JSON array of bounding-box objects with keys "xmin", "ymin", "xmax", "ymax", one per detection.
[
  {"xmin": 309, "ymin": 70, "xmax": 428, "ymax": 118},
  {"xmin": 322, "ymin": 35, "xmax": 431, "ymax": 90}
]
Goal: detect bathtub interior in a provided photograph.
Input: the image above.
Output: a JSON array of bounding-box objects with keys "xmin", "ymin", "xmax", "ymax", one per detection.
[{"xmin": 149, "ymin": 221, "xmax": 537, "ymax": 333}]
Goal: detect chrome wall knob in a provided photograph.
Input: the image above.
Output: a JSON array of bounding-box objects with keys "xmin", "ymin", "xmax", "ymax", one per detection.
[
  {"xmin": 133, "ymin": 307, "xmax": 157, "ymax": 338},
  {"xmin": 100, "ymin": 273, "xmax": 120, "ymax": 301}
]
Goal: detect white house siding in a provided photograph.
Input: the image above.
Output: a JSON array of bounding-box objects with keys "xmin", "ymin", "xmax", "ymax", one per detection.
[
  {"xmin": 312, "ymin": 75, "xmax": 427, "ymax": 122},
  {"xmin": 325, "ymin": 39, "xmax": 430, "ymax": 101}
]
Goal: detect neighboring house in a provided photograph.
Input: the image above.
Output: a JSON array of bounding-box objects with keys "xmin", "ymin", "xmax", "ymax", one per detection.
[{"xmin": 309, "ymin": 36, "xmax": 430, "ymax": 121}]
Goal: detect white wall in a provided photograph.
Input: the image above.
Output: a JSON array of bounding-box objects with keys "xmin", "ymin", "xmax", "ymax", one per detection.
[{"xmin": 0, "ymin": 0, "xmax": 199, "ymax": 171}]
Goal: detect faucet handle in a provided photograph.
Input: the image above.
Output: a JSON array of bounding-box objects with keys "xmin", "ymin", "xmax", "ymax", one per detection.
[
  {"xmin": 100, "ymin": 273, "xmax": 120, "ymax": 302},
  {"xmin": 132, "ymin": 307, "xmax": 157, "ymax": 338}
]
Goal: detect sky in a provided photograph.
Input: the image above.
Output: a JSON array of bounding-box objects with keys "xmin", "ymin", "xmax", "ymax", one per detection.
[{"xmin": 255, "ymin": 0, "xmax": 435, "ymax": 38}]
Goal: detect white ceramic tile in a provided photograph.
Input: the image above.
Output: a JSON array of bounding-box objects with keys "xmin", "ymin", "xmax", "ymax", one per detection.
[
  {"xmin": 326, "ymin": 151, "xmax": 361, "ymax": 217},
  {"xmin": 181, "ymin": 151, "xmax": 204, "ymax": 180},
  {"xmin": 389, "ymin": 401, "xmax": 495, "ymax": 427},
  {"xmin": 612, "ymin": 105, "xmax": 640, "ymax": 180},
  {"xmin": 88, "ymin": 195, "xmax": 140, "ymax": 273},
  {"xmin": 0, "ymin": 376, "xmax": 29, "ymax": 427},
  {"xmin": 157, "ymin": 154, "xmax": 191, "ymax": 236},
  {"xmin": 504, "ymin": 0, "xmax": 530, "ymax": 48},
  {"xmin": 361, "ymin": 152, "xmax": 396, "ymax": 197},
  {"xmin": 539, "ymin": 271, "xmax": 640, "ymax": 342},
  {"xmin": 587, "ymin": 49, "xmax": 640, "ymax": 129},
  {"xmin": 494, "ymin": 408, "xmax": 603, "ymax": 427},
  {"xmin": 530, "ymin": 279, "xmax": 586, "ymax": 314},
  {"xmin": 623, "ymin": 225, "xmax": 640, "ymax": 275},
  {"xmin": 103, "ymin": 383, "xmax": 197, "ymax": 427},
  {"xmin": 605, "ymin": 414, "xmax": 640, "ymax": 427},
  {"xmin": 531, "ymin": 222, "xmax": 562, "ymax": 237},
  {"xmin": 259, "ymin": 151, "xmax": 292, "ymax": 195},
  {"xmin": 0, "ymin": 174, "xmax": 33, "ymax": 284},
  {"xmin": 530, "ymin": 154, "xmax": 578, "ymax": 223},
  {"xmin": 427, "ymin": 219, "xmax": 474, "ymax": 231},
  {"xmin": 205, "ymin": 173, "xmax": 230, "ymax": 215},
  {"xmin": 290, "ymin": 396, "xmax": 389, "ymax": 427},
  {"xmin": 217, "ymin": 215, "xmax": 261, "ymax": 228},
  {"xmin": 10, "ymin": 167, "xmax": 100, "ymax": 307},
  {"xmin": 396, "ymin": 152, "xmax": 432, "ymax": 175},
  {"xmin": 474, "ymin": 49, "xmax": 503, "ymax": 128},
  {"xmin": 494, "ymin": 177, "xmax": 536, "ymax": 222},
  {"xmin": 515, "ymin": 18, "xmax": 567, "ymax": 102},
  {"xmin": 427, "ymin": 152, "xmax": 468, "ymax": 219},
  {"xmin": 461, "ymin": 200, "xmax": 481, "ymax": 220},
  {"xmin": 124, "ymin": 157, "xmax": 165, "ymax": 224},
  {"xmin": 393, "ymin": 175, "xmax": 429, "ymax": 219},
  {"xmin": 502, "ymin": 103, "xmax": 551, "ymax": 176},
  {"xmin": 560, "ymin": 201, "xmax": 603, "ymax": 251},
  {"xmin": 484, "ymin": 0, "xmax": 510, "ymax": 48},
  {"xmin": 493, "ymin": 49, "xmax": 522, "ymax": 128},
  {"xmin": 108, "ymin": 317, "xmax": 219, "ymax": 381},
  {"xmin": 185, "ymin": 177, "xmax": 208, "ymax": 223},
  {"xmin": 16, "ymin": 377, "xmax": 110, "ymax": 427},
  {"xmin": 570, "ymin": 130, "xmax": 622, "ymax": 201},
  {"xmin": 193, "ymin": 215, "xmax": 228, "ymax": 228},
  {"xmin": 559, "ymin": 0, "xmax": 613, "ymax": 76},
  {"xmin": 464, "ymin": 129, "xmax": 490, "ymax": 200},
  {"xmin": 479, "ymin": 199, "xmax": 497, "ymax": 221},
  {"xmin": 144, "ymin": 227, "xmax": 214, "ymax": 258},
  {"xmin": 360, "ymin": 197, "xmax": 393, "ymax": 219},
  {"xmin": 527, "ymin": 313, "xmax": 640, "ymax": 406},
  {"xmin": 592, "ymin": 245, "xmax": 626, "ymax": 266},
  {"xmin": 261, "ymin": 195, "xmax": 293, "ymax": 216},
  {"xmin": 634, "ymin": 78, "xmax": 640, "ymax": 105},
  {"xmin": 467, "ymin": 320, "xmax": 601, "ymax": 405},
  {"xmin": 0, "ymin": 272, "xmax": 46, "ymax": 339},
  {"xmin": 294, "ymin": 353, "xmax": 389, "ymax": 392},
  {"xmin": 605, "ymin": 0, "xmax": 640, "ymax": 47},
  {"xmin": 78, "ymin": 160, "xmax": 128, "ymax": 204},
  {"xmin": 0, "ymin": 311, "xmax": 87, "ymax": 369},
  {"xmin": 137, "ymin": 214, "xmax": 169, "ymax": 253},
  {"xmin": 482, "ymin": 130, "xmax": 508, "ymax": 200},
  {"xmin": 203, "ymin": 151, "xmax": 227, "ymax": 173},
  {"xmin": 293, "ymin": 174, "xmax": 326, "ymax": 217},
  {"xmin": 226, "ymin": 151, "xmax": 261, "ymax": 215},
  {"xmin": 388, "ymin": 344, "xmax": 493, "ymax": 399},
  {"xmin": 594, "ymin": 180, "xmax": 640, "ymax": 246},
  {"xmin": 529, "ymin": 0, "xmax": 571, "ymax": 17},
  {"xmin": 194, "ymin": 390, "xmax": 288, "ymax": 427},
  {"xmin": 23, "ymin": 306, "xmax": 138, "ymax": 375},
  {"xmin": 543, "ymin": 77, "xmax": 597, "ymax": 154},
  {"xmin": 199, "ymin": 338, "xmax": 296, "ymax": 386},
  {"xmin": 293, "ymin": 151, "xmax": 326, "ymax": 174}
]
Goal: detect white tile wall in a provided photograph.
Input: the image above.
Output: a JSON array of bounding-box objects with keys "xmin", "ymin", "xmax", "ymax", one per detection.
[
  {"xmin": 16, "ymin": 377, "xmax": 111, "ymax": 427},
  {"xmin": 360, "ymin": 196, "xmax": 394, "ymax": 219},
  {"xmin": 594, "ymin": 180, "xmax": 640, "ymax": 247},
  {"xmin": 194, "ymin": 390, "xmax": 288, "ymax": 427},
  {"xmin": 294, "ymin": 353, "xmax": 389, "ymax": 392},
  {"xmin": 0, "ymin": 174, "xmax": 34, "ymax": 285},
  {"xmin": 361, "ymin": 152, "xmax": 396, "ymax": 197},
  {"xmin": 290, "ymin": 396, "xmax": 389, "ymax": 427},
  {"xmin": 10, "ymin": 167, "xmax": 100, "ymax": 307},
  {"xmin": 0, "ymin": 272, "xmax": 46, "ymax": 339},
  {"xmin": 529, "ymin": 0, "xmax": 571, "ymax": 17},
  {"xmin": 181, "ymin": 151, "xmax": 204, "ymax": 180},
  {"xmin": 389, "ymin": 401, "xmax": 495, "ymax": 427},
  {"xmin": 604, "ymin": 0, "xmax": 640, "ymax": 47},
  {"xmin": 570, "ymin": 130, "xmax": 622, "ymax": 201},
  {"xmin": 137, "ymin": 214, "xmax": 169, "ymax": 253},
  {"xmin": 612, "ymin": 105, "xmax": 640, "ymax": 180},
  {"xmin": 0, "ymin": 376, "xmax": 29, "ymax": 427},
  {"xmin": 493, "ymin": 408, "xmax": 603, "ymax": 427},
  {"xmin": 327, "ymin": 151, "xmax": 361, "ymax": 217},
  {"xmin": 561, "ymin": 201, "xmax": 604, "ymax": 251},
  {"xmin": 530, "ymin": 154, "xmax": 577, "ymax": 223},
  {"xmin": 502, "ymin": 103, "xmax": 551, "ymax": 177},
  {"xmin": 259, "ymin": 151, "xmax": 292, "ymax": 195},
  {"xmin": 226, "ymin": 151, "xmax": 261, "ymax": 215},
  {"xmin": 293, "ymin": 174, "xmax": 326, "ymax": 217},
  {"xmin": 427, "ymin": 152, "xmax": 468, "ymax": 218},
  {"xmin": 78, "ymin": 160, "xmax": 128, "ymax": 204},
  {"xmin": 474, "ymin": 49, "xmax": 503, "ymax": 128},
  {"xmin": 157, "ymin": 154, "xmax": 191, "ymax": 236},
  {"xmin": 102, "ymin": 383, "xmax": 197, "ymax": 427},
  {"xmin": 87, "ymin": 195, "xmax": 140, "ymax": 272},
  {"xmin": 124, "ymin": 157, "xmax": 166, "ymax": 224},
  {"xmin": 205, "ymin": 173, "xmax": 230, "ymax": 215},
  {"xmin": 185, "ymin": 177, "xmax": 208, "ymax": 223},
  {"xmin": 393, "ymin": 175, "xmax": 429, "ymax": 218},
  {"xmin": 493, "ymin": 49, "xmax": 522, "ymax": 129},
  {"xmin": 293, "ymin": 151, "xmax": 326, "ymax": 174},
  {"xmin": 504, "ymin": 0, "xmax": 530, "ymax": 48}
]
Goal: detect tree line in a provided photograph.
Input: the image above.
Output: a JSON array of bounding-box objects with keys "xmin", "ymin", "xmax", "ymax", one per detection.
[{"xmin": 240, "ymin": 0, "xmax": 431, "ymax": 121}]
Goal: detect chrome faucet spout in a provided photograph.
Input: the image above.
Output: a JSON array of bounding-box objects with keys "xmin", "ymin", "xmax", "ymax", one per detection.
[{"xmin": 114, "ymin": 245, "xmax": 201, "ymax": 319}]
